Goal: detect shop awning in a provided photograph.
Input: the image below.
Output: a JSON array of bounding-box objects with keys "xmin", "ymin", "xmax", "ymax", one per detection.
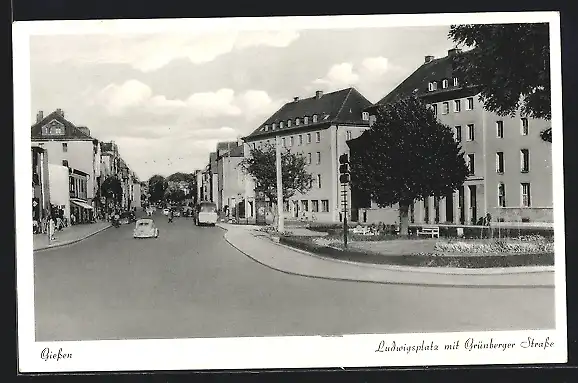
[{"xmin": 70, "ymin": 199, "xmax": 94, "ymax": 210}]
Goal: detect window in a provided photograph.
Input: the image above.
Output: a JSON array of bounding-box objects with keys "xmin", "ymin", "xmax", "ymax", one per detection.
[
  {"xmin": 496, "ymin": 121, "xmax": 504, "ymax": 138},
  {"xmin": 454, "ymin": 100, "xmax": 461, "ymax": 113},
  {"xmin": 521, "ymin": 183, "xmax": 531, "ymax": 207},
  {"xmin": 307, "ymin": 133, "xmax": 311, "ymax": 144},
  {"xmin": 317, "ymin": 174, "xmax": 322, "ymax": 188},
  {"xmin": 302, "ymin": 200, "xmax": 309, "ymax": 212},
  {"xmin": 279, "ymin": 121, "xmax": 284, "ymax": 129},
  {"xmin": 62, "ymin": 142, "xmax": 68, "ymax": 152},
  {"xmin": 289, "ymin": 136, "xmax": 294, "ymax": 146},
  {"xmin": 467, "ymin": 124, "xmax": 475, "ymax": 141},
  {"xmin": 498, "ymin": 183, "xmax": 506, "ymax": 207},
  {"xmin": 432, "ymin": 104, "xmax": 438, "ymax": 117},
  {"xmin": 521, "ymin": 118, "xmax": 529, "ymax": 135},
  {"xmin": 466, "ymin": 97, "xmax": 474, "ymax": 110},
  {"xmin": 307, "ymin": 153, "xmax": 312, "ymax": 164},
  {"xmin": 453, "ymin": 77, "xmax": 459, "ymax": 87},
  {"xmin": 346, "ymin": 130, "xmax": 352, "ymax": 140},
  {"xmin": 252, "ymin": 143, "xmax": 256, "ymax": 150},
  {"xmin": 362, "ymin": 111, "xmax": 369, "ymax": 121},
  {"xmin": 442, "ymin": 102, "xmax": 449, "ymax": 115},
  {"xmin": 267, "ymin": 124, "xmax": 272, "ymax": 131},
  {"xmin": 467, "ymin": 153, "xmax": 475, "ymax": 175},
  {"xmin": 296, "ymin": 118, "xmax": 300, "ymax": 126},
  {"xmin": 298, "ymin": 135, "xmax": 303, "ymax": 145},
  {"xmin": 304, "ymin": 116, "xmax": 309, "ymax": 124},
  {"xmin": 454, "ymin": 126, "xmax": 462, "ymax": 142},
  {"xmin": 316, "ymin": 151, "xmax": 321, "ymax": 164},
  {"xmin": 287, "ymin": 119, "xmax": 292, "ymax": 127},
  {"xmin": 321, "ymin": 200, "xmax": 329, "ymax": 212},
  {"xmin": 62, "ymin": 160, "xmax": 69, "ymax": 167},
  {"xmin": 442, "ymin": 79, "xmax": 449, "ymax": 89},
  {"xmin": 520, "ymin": 149, "xmax": 530, "ymax": 172},
  {"xmin": 428, "ymin": 82, "xmax": 437, "ymax": 91},
  {"xmin": 282, "ymin": 137, "xmax": 286, "ymax": 147},
  {"xmin": 312, "ymin": 114, "xmax": 318, "ymax": 123},
  {"xmin": 315, "ymin": 131, "xmax": 321, "ymax": 142},
  {"xmin": 496, "ymin": 152, "xmax": 504, "ymax": 173},
  {"xmin": 312, "ymin": 200, "xmax": 319, "ymax": 212}
]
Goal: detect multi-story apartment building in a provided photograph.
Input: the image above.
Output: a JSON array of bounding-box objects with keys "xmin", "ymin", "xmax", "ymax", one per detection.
[
  {"xmin": 69, "ymin": 167, "xmax": 93, "ymax": 222},
  {"xmin": 358, "ymin": 49, "xmax": 553, "ymax": 225},
  {"xmin": 31, "ymin": 109, "xmax": 99, "ymax": 219},
  {"xmin": 242, "ymin": 88, "xmax": 373, "ymax": 223},
  {"xmin": 216, "ymin": 140, "xmax": 246, "ymax": 216}
]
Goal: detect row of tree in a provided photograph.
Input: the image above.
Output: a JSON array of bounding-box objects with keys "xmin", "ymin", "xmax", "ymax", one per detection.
[
  {"xmin": 147, "ymin": 172, "xmax": 197, "ymax": 205},
  {"xmin": 239, "ymin": 23, "xmax": 552, "ymax": 235}
]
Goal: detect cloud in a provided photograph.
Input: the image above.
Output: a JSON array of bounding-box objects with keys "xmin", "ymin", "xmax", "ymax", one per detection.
[
  {"xmin": 313, "ymin": 63, "xmax": 359, "ymax": 87},
  {"xmin": 32, "ymin": 31, "xmax": 301, "ymax": 73},
  {"xmin": 96, "ymin": 79, "xmax": 153, "ymax": 115},
  {"xmin": 361, "ymin": 56, "xmax": 391, "ymax": 76}
]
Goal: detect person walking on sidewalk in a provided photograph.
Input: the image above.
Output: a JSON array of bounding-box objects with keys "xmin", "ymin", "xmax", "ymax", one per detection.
[{"xmin": 48, "ymin": 216, "xmax": 56, "ymax": 242}]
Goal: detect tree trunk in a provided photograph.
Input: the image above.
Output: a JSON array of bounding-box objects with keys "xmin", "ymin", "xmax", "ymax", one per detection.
[{"xmin": 398, "ymin": 200, "xmax": 411, "ymax": 236}]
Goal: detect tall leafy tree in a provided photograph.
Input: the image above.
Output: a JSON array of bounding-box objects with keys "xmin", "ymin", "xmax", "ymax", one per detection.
[
  {"xmin": 348, "ymin": 95, "xmax": 469, "ymax": 236},
  {"xmin": 100, "ymin": 176, "xmax": 122, "ymax": 208},
  {"xmin": 148, "ymin": 175, "xmax": 168, "ymax": 203},
  {"xmin": 240, "ymin": 143, "xmax": 313, "ymax": 223},
  {"xmin": 448, "ymin": 23, "xmax": 552, "ymax": 142}
]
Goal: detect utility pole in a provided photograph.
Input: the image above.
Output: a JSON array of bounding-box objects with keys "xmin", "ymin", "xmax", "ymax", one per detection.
[
  {"xmin": 339, "ymin": 154, "xmax": 350, "ymax": 248},
  {"xmin": 276, "ymin": 135, "xmax": 284, "ymax": 233}
]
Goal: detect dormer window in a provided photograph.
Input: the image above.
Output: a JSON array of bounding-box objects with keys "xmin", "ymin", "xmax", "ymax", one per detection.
[
  {"xmin": 295, "ymin": 118, "xmax": 300, "ymax": 126},
  {"xmin": 442, "ymin": 79, "xmax": 449, "ymax": 89},
  {"xmin": 287, "ymin": 119, "xmax": 292, "ymax": 128},
  {"xmin": 41, "ymin": 119, "xmax": 65, "ymax": 136},
  {"xmin": 453, "ymin": 78, "xmax": 459, "ymax": 87},
  {"xmin": 304, "ymin": 116, "xmax": 309, "ymax": 124},
  {"xmin": 428, "ymin": 82, "xmax": 437, "ymax": 91},
  {"xmin": 312, "ymin": 114, "xmax": 318, "ymax": 123},
  {"xmin": 279, "ymin": 121, "xmax": 284, "ymax": 129},
  {"xmin": 361, "ymin": 111, "xmax": 369, "ymax": 121}
]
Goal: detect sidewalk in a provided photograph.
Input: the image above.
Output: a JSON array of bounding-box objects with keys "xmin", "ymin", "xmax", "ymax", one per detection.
[
  {"xmin": 34, "ymin": 221, "xmax": 112, "ymax": 251},
  {"xmin": 217, "ymin": 223, "xmax": 555, "ymax": 288}
]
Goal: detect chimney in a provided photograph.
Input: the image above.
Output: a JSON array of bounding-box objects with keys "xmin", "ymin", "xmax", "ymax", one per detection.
[
  {"xmin": 36, "ymin": 110, "xmax": 44, "ymax": 123},
  {"xmin": 315, "ymin": 90, "xmax": 323, "ymax": 99},
  {"xmin": 448, "ymin": 48, "xmax": 462, "ymax": 57},
  {"xmin": 424, "ymin": 55, "xmax": 435, "ymax": 64},
  {"xmin": 55, "ymin": 108, "xmax": 64, "ymax": 117},
  {"xmin": 293, "ymin": 97, "xmax": 299, "ymax": 102},
  {"xmin": 78, "ymin": 126, "xmax": 91, "ymax": 137}
]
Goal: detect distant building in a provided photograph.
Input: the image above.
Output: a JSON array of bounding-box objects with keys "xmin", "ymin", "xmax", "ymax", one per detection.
[
  {"xmin": 47, "ymin": 164, "xmax": 69, "ymax": 220},
  {"xmin": 242, "ymin": 88, "xmax": 373, "ymax": 223},
  {"xmin": 216, "ymin": 140, "xmax": 246, "ymax": 216},
  {"xmin": 358, "ymin": 48, "xmax": 553, "ymax": 225}
]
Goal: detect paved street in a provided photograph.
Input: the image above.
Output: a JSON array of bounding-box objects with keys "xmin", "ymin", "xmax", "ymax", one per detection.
[{"xmin": 34, "ymin": 212, "xmax": 555, "ymax": 341}]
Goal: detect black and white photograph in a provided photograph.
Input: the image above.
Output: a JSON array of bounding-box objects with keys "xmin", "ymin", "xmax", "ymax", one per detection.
[{"xmin": 14, "ymin": 12, "xmax": 566, "ymax": 372}]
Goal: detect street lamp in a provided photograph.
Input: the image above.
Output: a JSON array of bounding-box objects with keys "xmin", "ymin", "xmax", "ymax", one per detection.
[{"xmin": 275, "ymin": 135, "xmax": 284, "ymax": 233}]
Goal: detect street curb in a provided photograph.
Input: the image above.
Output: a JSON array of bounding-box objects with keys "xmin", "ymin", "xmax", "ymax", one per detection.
[
  {"xmin": 33, "ymin": 224, "xmax": 113, "ymax": 252},
  {"xmin": 218, "ymin": 225, "xmax": 554, "ymax": 289}
]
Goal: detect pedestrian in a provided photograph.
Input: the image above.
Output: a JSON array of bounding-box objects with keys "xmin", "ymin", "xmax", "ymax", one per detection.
[
  {"xmin": 71, "ymin": 212, "xmax": 76, "ymax": 225},
  {"xmin": 168, "ymin": 209, "xmax": 174, "ymax": 223},
  {"xmin": 48, "ymin": 216, "xmax": 56, "ymax": 242}
]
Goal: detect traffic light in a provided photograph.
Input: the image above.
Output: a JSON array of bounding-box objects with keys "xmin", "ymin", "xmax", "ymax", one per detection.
[{"xmin": 339, "ymin": 153, "xmax": 350, "ymax": 184}]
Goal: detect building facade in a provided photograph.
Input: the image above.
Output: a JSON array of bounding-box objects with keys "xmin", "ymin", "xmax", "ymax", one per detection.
[
  {"xmin": 359, "ymin": 49, "xmax": 553, "ymax": 226},
  {"xmin": 242, "ymin": 88, "xmax": 373, "ymax": 223},
  {"xmin": 31, "ymin": 109, "xmax": 98, "ymax": 219},
  {"xmin": 216, "ymin": 140, "xmax": 246, "ymax": 217},
  {"xmin": 31, "ymin": 145, "xmax": 51, "ymax": 225}
]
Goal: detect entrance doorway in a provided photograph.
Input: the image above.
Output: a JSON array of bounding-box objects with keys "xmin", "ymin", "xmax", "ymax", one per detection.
[
  {"xmin": 445, "ymin": 193, "xmax": 454, "ymax": 223},
  {"xmin": 469, "ymin": 185, "xmax": 477, "ymax": 224}
]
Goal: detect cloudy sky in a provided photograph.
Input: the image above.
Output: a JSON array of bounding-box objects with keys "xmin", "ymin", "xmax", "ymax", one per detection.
[{"xmin": 30, "ymin": 24, "xmax": 456, "ymax": 180}]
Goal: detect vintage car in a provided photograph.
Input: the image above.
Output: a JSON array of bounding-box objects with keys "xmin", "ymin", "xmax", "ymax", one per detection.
[
  {"xmin": 133, "ymin": 218, "xmax": 159, "ymax": 239},
  {"xmin": 195, "ymin": 201, "xmax": 218, "ymax": 226}
]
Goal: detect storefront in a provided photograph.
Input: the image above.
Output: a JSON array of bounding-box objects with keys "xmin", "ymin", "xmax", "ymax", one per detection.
[{"xmin": 70, "ymin": 198, "xmax": 94, "ymax": 223}]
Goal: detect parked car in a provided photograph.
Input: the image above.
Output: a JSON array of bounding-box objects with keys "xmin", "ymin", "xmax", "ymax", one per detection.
[
  {"xmin": 133, "ymin": 218, "xmax": 159, "ymax": 239},
  {"xmin": 195, "ymin": 201, "xmax": 218, "ymax": 226},
  {"xmin": 172, "ymin": 208, "xmax": 181, "ymax": 217},
  {"xmin": 163, "ymin": 208, "xmax": 170, "ymax": 216}
]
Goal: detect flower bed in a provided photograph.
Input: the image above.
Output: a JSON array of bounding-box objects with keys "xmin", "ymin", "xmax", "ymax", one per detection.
[
  {"xmin": 281, "ymin": 235, "xmax": 554, "ymax": 269},
  {"xmin": 434, "ymin": 238, "xmax": 554, "ymax": 255}
]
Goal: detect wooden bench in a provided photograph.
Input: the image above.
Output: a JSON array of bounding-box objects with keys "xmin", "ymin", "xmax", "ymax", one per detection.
[{"xmin": 416, "ymin": 226, "xmax": 440, "ymax": 238}]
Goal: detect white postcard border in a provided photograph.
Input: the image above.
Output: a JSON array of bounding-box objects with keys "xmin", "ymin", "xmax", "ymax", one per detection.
[{"xmin": 14, "ymin": 12, "xmax": 567, "ymax": 373}]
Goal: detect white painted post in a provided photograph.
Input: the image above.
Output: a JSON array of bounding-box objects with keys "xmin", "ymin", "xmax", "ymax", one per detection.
[{"xmin": 276, "ymin": 135, "xmax": 284, "ymax": 233}]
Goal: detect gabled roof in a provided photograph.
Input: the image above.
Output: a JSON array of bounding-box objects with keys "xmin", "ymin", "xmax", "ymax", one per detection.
[
  {"xmin": 245, "ymin": 87, "xmax": 372, "ymax": 140},
  {"xmin": 367, "ymin": 50, "xmax": 478, "ymax": 111},
  {"xmin": 31, "ymin": 110, "xmax": 94, "ymax": 141}
]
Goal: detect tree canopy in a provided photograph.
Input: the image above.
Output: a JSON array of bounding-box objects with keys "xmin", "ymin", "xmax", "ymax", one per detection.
[
  {"xmin": 448, "ymin": 23, "xmax": 551, "ymax": 141},
  {"xmin": 100, "ymin": 176, "xmax": 122, "ymax": 204},
  {"xmin": 148, "ymin": 175, "xmax": 168, "ymax": 203},
  {"xmin": 348, "ymin": 95, "xmax": 469, "ymax": 235},
  {"xmin": 240, "ymin": 143, "xmax": 313, "ymax": 204}
]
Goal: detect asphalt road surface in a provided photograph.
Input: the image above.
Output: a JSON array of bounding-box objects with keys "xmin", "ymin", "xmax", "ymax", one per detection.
[{"xmin": 34, "ymin": 212, "xmax": 555, "ymax": 341}]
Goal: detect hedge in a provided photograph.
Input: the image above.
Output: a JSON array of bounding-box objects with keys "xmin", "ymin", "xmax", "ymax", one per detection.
[{"xmin": 279, "ymin": 235, "xmax": 554, "ymax": 269}]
